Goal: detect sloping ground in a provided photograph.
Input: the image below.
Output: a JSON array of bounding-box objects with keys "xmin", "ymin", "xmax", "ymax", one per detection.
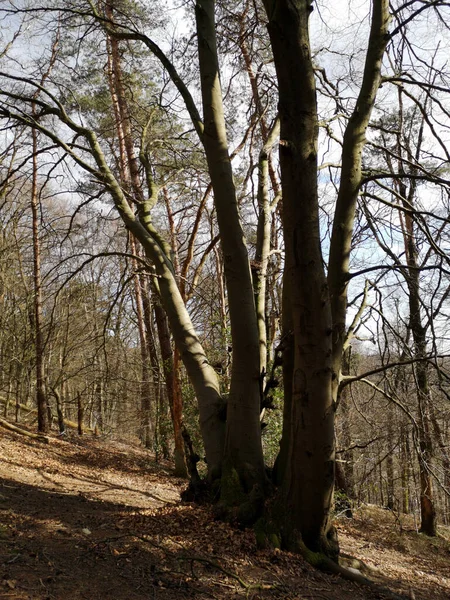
[
  {"xmin": 339, "ymin": 505, "xmax": 450, "ymax": 599},
  {"xmin": 0, "ymin": 428, "xmax": 448, "ymax": 600}
]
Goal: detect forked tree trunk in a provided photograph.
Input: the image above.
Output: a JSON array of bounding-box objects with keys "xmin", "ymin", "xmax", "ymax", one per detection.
[{"xmin": 263, "ymin": 0, "xmax": 389, "ymax": 556}]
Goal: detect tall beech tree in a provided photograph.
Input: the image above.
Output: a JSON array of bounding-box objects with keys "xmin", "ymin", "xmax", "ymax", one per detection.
[
  {"xmin": 1, "ymin": 0, "xmax": 450, "ymax": 560},
  {"xmin": 261, "ymin": 0, "xmax": 389, "ymax": 555}
]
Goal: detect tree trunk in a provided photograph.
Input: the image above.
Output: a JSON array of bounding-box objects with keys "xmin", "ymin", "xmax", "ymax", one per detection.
[
  {"xmin": 31, "ymin": 117, "xmax": 48, "ymax": 434},
  {"xmin": 386, "ymin": 415, "xmax": 395, "ymax": 510},
  {"xmin": 52, "ymin": 388, "xmax": 65, "ymax": 435},
  {"xmin": 263, "ymin": 0, "xmax": 336, "ymax": 556},
  {"xmin": 77, "ymin": 393, "xmax": 84, "ymax": 436},
  {"xmin": 140, "ymin": 272, "xmax": 163, "ymax": 451},
  {"xmin": 253, "ymin": 119, "xmax": 280, "ymax": 379},
  {"xmin": 153, "ymin": 294, "xmax": 188, "ymax": 478},
  {"xmin": 172, "ymin": 348, "xmax": 188, "ymax": 477},
  {"xmin": 401, "ymin": 425, "xmax": 410, "ymax": 513},
  {"xmin": 272, "ymin": 265, "xmax": 294, "ymax": 486},
  {"xmin": 401, "ymin": 185, "xmax": 437, "ymax": 535},
  {"xmin": 327, "ymin": 0, "xmax": 389, "ymax": 405},
  {"xmin": 196, "ymin": 0, "xmax": 265, "ymax": 490},
  {"xmin": 106, "ymin": 24, "xmax": 155, "ymax": 450},
  {"xmin": 29, "ymin": 37, "xmax": 59, "ymax": 433},
  {"xmin": 102, "ymin": 6, "xmax": 224, "ymax": 477}
]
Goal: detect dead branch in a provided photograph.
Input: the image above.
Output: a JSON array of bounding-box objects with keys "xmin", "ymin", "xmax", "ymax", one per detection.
[{"xmin": 0, "ymin": 417, "xmax": 50, "ymax": 444}]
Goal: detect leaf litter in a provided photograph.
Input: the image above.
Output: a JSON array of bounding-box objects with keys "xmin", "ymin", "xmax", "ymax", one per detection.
[{"xmin": 0, "ymin": 429, "xmax": 449, "ymax": 600}]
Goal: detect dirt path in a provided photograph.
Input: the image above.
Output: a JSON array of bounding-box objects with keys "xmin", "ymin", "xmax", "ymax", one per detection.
[{"xmin": 0, "ymin": 430, "xmax": 449, "ymax": 600}]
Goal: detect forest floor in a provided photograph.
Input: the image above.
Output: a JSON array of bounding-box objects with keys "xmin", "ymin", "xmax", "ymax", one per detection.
[{"xmin": 0, "ymin": 428, "xmax": 449, "ymax": 600}]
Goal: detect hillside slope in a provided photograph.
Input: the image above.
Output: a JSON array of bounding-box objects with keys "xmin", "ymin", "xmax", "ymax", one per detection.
[{"xmin": 0, "ymin": 428, "xmax": 449, "ymax": 600}]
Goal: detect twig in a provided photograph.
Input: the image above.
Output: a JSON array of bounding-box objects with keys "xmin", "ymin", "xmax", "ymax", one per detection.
[{"xmin": 103, "ymin": 532, "xmax": 279, "ymax": 592}]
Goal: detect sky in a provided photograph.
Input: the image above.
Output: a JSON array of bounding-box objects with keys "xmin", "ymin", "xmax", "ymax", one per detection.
[{"xmin": 2, "ymin": 0, "xmax": 450, "ymax": 354}]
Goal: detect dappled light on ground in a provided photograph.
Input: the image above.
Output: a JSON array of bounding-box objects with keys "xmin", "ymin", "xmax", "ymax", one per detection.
[{"xmin": 0, "ymin": 430, "xmax": 449, "ymax": 599}]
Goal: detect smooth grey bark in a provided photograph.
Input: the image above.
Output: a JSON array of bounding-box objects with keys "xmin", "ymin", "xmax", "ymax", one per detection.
[
  {"xmin": 195, "ymin": 0, "xmax": 265, "ymax": 488},
  {"xmin": 79, "ymin": 0, "xmax": 266, "ymax": 488},
  {"xmin": 120, "ymin": 191, "xmax": 225, "ymax": 478},
  {"xmin": 96, "ymin": 0, "xmax": 265, "ymax": 485}
]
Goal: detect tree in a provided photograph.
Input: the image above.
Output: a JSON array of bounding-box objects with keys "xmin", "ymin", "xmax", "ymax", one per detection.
[
  {"xmin": 258, "ymin": 0, "xmax": 389, "ymax": 555},
  {"xmin": 0, "ymin": 0, "xmax": 268, "ymax": 490},
  {"xmin": 1, "ymin": 0, "xmax": 450, "ymax": 561},
  {"xmin": 361, "ymin": 100, "xmax": 447, "ymax": 534}
]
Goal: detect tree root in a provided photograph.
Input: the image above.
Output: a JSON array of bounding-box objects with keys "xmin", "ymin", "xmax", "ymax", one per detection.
[
  {"xmin": 99, "ymin": 532, "xmax": 281, "ymax": 592},
  {"xmin": 297, "ymin": 542, "xmax": 412, "ymax": 600}
]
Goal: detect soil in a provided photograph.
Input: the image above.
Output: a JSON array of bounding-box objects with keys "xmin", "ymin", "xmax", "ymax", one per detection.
[{"xmin": 0, "ymin": 427, "xmax": 449, "ymax": 600}]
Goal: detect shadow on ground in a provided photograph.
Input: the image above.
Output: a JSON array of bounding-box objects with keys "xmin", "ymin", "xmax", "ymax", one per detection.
[
  {"xmin": 0, "ymin": 476, "xmax": 233, "ymax": 600},
  {"xmin": 1, "ymin": 432, "xmax": 448, "ymax": 600}
]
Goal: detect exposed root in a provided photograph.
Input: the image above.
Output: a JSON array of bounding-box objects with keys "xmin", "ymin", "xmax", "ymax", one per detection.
[
  {"xmin": 300, "ymin": 546, "xmax": 411, "ymax": 600},
  {"xmin": 99, "ymin": 532, "xmax": 281, "ymax": 592}
]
